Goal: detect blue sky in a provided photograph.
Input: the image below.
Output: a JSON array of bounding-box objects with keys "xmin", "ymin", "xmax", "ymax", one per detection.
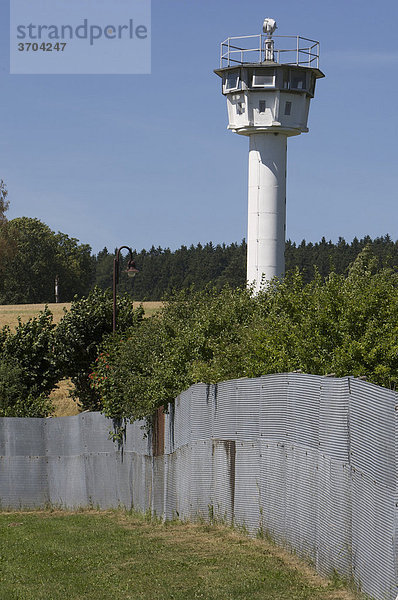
[{"xmin": 1, "ymin": 0, "xmax": 398, "ymax": 254}]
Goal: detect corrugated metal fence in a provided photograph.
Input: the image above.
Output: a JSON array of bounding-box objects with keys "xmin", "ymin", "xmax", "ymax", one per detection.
[{"xmin": 0, "ymin": 373, "xmax": 396, "ymax": 600}]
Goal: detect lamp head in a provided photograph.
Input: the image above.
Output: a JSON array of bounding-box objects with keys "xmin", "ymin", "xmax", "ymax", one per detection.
[{"xmin": 126, "ymin": 259, "xmax": 139, "ymax": 278}]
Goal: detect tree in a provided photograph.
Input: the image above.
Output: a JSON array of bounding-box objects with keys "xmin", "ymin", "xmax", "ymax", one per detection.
[
  {"xmin": 0, "ymin": 217, "xmax": 95, "ymax": 304},
  {"xmin": 94, "ymin": 247, "xmax": 113, "ymax": 291},
  {"xmin": 54, "ymin": 287, "xmax": 144, "ymax": 411},
  {"xmin": 0, "ymin": 306, "xmax": 58, "ymax": 417},
  {"xmin": 0, "ymin": 217, "xmax": 59, "ymax": 303},
  {"xmin": 93, "ymin": 241, "xmax": 247, "ymax": 300},
  {"xmin": 0, "ymin": 358, "xmax": 53, "ymax": 417},
  {"xmin": 54, "ymin": 231, "xmax": 95, "ymax": 300},
  {"xmin": 93, "ymin": 286, "xmax": 255, "ymax": 421},
  {"xmin": 0, "ymin": 306, "xmax": 59, "ymax": 398}
]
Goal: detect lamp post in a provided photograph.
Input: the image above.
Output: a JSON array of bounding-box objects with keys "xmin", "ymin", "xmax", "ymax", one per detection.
[{"xmin": 113, "ymin": 246, "xmax": 139, "ymax": 332}]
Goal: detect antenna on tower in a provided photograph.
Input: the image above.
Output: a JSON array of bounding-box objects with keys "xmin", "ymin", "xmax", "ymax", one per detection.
[{"xmin": 263, "ymin": 18, "xmax": 277, "ymax": 61}]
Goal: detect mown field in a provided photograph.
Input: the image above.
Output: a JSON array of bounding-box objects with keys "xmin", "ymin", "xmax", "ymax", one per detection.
[
  {"xmin": 0, "ymin": 302, "xmax": 163, "ymax": 417},
  {"xmin": 0, "ymin": 509, "xmax": 361, "ymax": 600},
  {"xmin": 0, "ymin": 302, "xmax": 162, "ymax": 330}
]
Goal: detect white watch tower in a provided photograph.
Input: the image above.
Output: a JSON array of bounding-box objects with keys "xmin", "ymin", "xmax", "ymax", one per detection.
[{"xmin": 215, "ymin": 20, "xmax": 324, "ymax": 293}]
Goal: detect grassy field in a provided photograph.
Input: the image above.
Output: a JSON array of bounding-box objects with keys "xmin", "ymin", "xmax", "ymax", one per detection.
[
  {"xmin": 0, "ymin": 301, "xmax": 162, "ymax": 330},
  {"xmin": 0, "ymin": 509, "xmax": 361, "ymax": 600},
  {"xmin": 0, "ymin": 302, "xmax": 163, "ymax": 417},
  {"xmin": 0, "ymin": 302, "xmax": 72, "ymax": 329}
]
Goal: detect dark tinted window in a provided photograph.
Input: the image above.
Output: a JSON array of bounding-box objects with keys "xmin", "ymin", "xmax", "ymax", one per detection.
[
  {"xmin": 290, "ymin": 71, "xmax": 307, "ymax": 90},
  {"xmin": 225, "ymin": 71, "xmax": 239, "ymax": 91}
]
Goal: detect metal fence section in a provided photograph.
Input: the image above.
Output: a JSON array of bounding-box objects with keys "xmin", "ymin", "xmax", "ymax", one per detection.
[{"xmin": 0, "ymin": 373, "xmax": 397, "ymax": 600}]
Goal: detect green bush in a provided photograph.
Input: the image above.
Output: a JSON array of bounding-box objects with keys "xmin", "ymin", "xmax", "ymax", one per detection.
[
  {"xmin": 55, "ymin": 287, "xmax": 144, "ymax": 411},
  {"xmin": 3, "ymin": 246, "xmax": 396, "ymax": 421},
  {"xmin": 0, "ymin": 307, "xmax": 60, "ymax": 397},
  {"xmin": 92, "ymin": 249, "xmax": 398, "ymax": 421},
  {"xmin": 0, "ymin": 358, "xmax": 53, "ymax": 417},
  {"xmin": 92, "ymin": 286, "xmax": 255, "ymax": 421},
  {"xmin": 240, "ymin": 249, "xmax": 398, "ymax": 387}
]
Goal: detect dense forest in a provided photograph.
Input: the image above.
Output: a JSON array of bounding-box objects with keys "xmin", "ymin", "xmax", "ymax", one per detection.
[
  {"xmin": 95, "ymin": 234, "xmax": 398, "ymax": 301},
  {"xmin": 3, "ymin": 225, "xmax": 398, "ymax": 303},
  {"xmin": 2, "ymin": 179, "xmax": 398, "ymax": 302}
]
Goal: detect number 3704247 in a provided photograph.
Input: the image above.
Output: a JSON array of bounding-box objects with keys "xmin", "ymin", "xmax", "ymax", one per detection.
[{"xmin": 18, "ymin": 42, "xmax": 67, "ymax": 52}]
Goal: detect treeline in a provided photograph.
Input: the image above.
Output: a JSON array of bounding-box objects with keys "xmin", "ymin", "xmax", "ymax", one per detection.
[
  {"xmin": 94, "ymin": 242, "xmax": 246, "ymax": 301},
  {"xmin": 3, "ymin": 179, "xmax": 398, "ymax": 302},
  {"xmin": 4, "ymin": 224, "xmax": 398, "ymax": 304},
  {"xmin": 0, "ymin": 217, "xmax": 94, "ymax": 304},
  {"xmin": 95, "ymin": 234, "xmax": 398, "ymax": 300},
  {"xmin": 285, "ymin": 235, "xmax": 398, "ymax": 282}
]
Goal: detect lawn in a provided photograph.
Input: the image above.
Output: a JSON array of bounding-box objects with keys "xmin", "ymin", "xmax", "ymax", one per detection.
[{"xmin": 0, "ymin": 510, "xmax": 360, "ymax": 600}]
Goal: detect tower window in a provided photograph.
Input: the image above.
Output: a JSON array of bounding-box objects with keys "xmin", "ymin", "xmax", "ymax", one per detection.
[
  {"xmin": 284, "ymin": 101, "xmax": 292, "ymax": 116},
  {"xmin": 236, "ymin": 102, "xmax": 244, "ymax": 115},
  {"xmin": 224, "ymin": 71, "xmax": 240, "ymax": 92},
  {"xmin": 282, "ymin": 69, "xmax": 290, "ymax": 89},
  {"xmin": 309, "ymin": 74, "xmax": 316, "ymax": 95},
  {"xmin": 259, "ymin": 100, "xmax": 266, "ymax": 113},
  {"xmin": 290, "ymin": 72, "xmax": 307, "ymax": 90},
  {"xmin": 252, "ymin": 69, "xmax": 275, "ymax": 88}
]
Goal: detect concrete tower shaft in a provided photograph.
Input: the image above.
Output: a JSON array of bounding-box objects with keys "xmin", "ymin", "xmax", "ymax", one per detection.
[{"xmin": 248, "ymin": 133, "xmax": 287, "ymax": 293}]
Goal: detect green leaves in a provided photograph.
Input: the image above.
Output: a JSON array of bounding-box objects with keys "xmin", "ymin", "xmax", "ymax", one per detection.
[
  {"xmin": 1, "ymin": 307, "xmax": 58, "ymax": 394},
  {"xmin": 0, "ymin": 358, "xmax": 53, "ymax": 417},
  {"xmin": 4, "ymin": 245, "xmax": 398, "ymax": 420},
  {"xmin": 93, "ymin": 286, "xmax": 255, "ymax": 421},
  {"xmin": 94, "ymin": 249, "xmax": 398, "ymax": 421},
  {"xmin": 0, "ymin": 307, "xmax": 57, "ymax": 417},
  {"xmin": 0, "ymin": 217, "xmax": 95, "ymax": 304},
  {"xmin": 0, "ymin": 288, "xmax": 144, "ymax": 416},
  {"xmin": 55, "ymin": 287, "xmax": 144, "ymax": 411}
]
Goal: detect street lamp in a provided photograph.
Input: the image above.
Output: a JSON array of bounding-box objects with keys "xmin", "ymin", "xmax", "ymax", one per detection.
[{"xmin": 113, "ymin": 246, "xmax": 139, "ymax": 332}]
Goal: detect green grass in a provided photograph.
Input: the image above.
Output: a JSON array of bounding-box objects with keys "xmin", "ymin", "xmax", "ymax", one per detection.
[{"xmin": 0, "ymin": 510, "xmax": 360, "ymax": 600}]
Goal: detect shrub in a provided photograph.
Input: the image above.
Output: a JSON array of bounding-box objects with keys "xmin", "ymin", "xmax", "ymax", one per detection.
[
  {"xmin": 54, "ymin": 286, "xmax": 144, "ymax": 411},
  {"xmin": 0, "ymin": 306, "xmax": 59, "ymax": 399},
  {"xmin": 0, "ymin": 358, "xmax": 53, "ymax": 417},
  {"xmin": 92, "ymin": 249, "xmax": 398, "ymax": 421},
  {"xmin": 241, "ymin": 250, "xmax": 398, "ymax": 387},
  {"xmin": 92, "ymin": 286, "xmax": 255, "ymax": 421}
]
